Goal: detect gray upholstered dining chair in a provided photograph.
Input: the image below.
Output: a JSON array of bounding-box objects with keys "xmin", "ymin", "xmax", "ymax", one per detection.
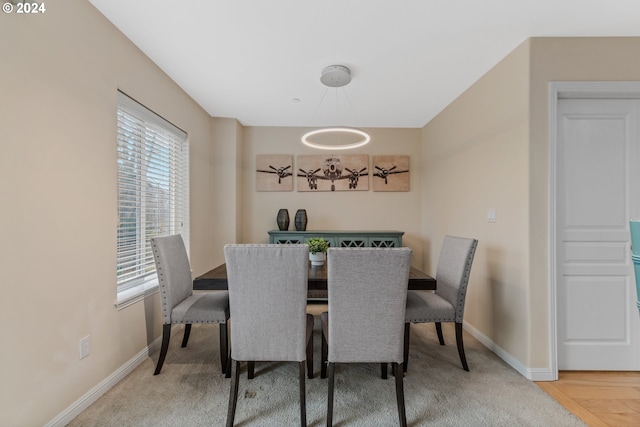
[
  {"xmin": 150, "ymin": 234, "xmax": 230, "ymax": 376},
  {"xmin": 404, "ymin": 235, "xmax": 478, "ymax": 372},
  {"xmin": 321, "ymin": 247, "xmax": 412, "ymax": 427},
  {"xmin": 224, "ymin": 244, "xmax": 313, "ymax": 427}
]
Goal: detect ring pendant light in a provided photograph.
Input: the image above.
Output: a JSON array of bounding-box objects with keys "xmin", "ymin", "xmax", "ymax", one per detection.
[
  {"xmin": 301, "ymin": 65, "xmax": 371, "ymax": 150},
  {"xmin": 301, "ymin": 127, "xmax": 370, "ymax": 150}
]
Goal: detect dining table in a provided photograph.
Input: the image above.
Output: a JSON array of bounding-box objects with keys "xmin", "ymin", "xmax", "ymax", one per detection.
[{"xmin": 193, "ymin": 262, "xmax": 436, "ymax": 293}]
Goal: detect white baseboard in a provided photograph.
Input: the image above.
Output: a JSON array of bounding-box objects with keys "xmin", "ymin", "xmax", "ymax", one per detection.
[
  {"xmin": 463, "ymin": 321, "xmax": 555, "ymax": 381},
  {"xmin": 45, "ymin": 332, "xmax": 166, "ymax": 427},
  {"xmin": 46, "ymin": 321, "xmax": 554, "ymax": 426}
]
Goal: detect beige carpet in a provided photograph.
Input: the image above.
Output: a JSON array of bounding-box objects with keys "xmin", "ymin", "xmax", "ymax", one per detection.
[{"xmin": 68, "ymin": 303, "xmax": 585, "ymax": 426}]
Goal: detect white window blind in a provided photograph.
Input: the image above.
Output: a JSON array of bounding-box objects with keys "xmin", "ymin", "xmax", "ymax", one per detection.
[{"xmin": 116, "ymin": 91, "xmax": 189, "ymax": 293}]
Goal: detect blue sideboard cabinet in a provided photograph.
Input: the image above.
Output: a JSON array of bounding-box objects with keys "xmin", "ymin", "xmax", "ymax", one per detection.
[{"xmin": 267, "ymin": 230, "xmax": 404, "ymax": 248}]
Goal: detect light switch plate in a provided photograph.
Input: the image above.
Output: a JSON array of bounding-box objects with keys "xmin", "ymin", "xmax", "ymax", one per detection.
[{"xmin": 487, "ymin": 208, "xmax": 496, "ymax": 223}]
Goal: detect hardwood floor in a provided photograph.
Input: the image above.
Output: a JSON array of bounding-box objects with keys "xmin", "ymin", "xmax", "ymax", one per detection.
[{"xmin": 536, "ymin": 371, "xmax": 640, "ymax": 427}]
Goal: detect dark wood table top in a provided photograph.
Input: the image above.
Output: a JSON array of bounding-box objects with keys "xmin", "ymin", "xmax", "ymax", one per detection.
[{"xmin": 193, "ymin": 263, "xmax": 436, "ymax": 291}]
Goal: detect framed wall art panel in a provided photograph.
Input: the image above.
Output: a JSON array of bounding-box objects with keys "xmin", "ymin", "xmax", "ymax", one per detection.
[
  {"xmin": 372, "ymin": 155, "xmax": 409, "ymax": 192},
  {"xmin": 297, "ymin": 154, "xmax": 368, "ymax": 192},
  {"xmin": 256, "ymin": 154, "xmax": 293, "ymax": 191}
]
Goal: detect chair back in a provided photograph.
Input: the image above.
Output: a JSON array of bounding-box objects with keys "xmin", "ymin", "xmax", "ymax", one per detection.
[
  {"xmin": 224, "ymin": 244, "xmax": 309, "ymax": 362},
  {"xmin": 151, "ymin": 235, "xmax": 194, "ymax": 324},
  {"xmin": 434, "ymin": 235, "xmax": 478, "ymax": 323},
  {"xmin": 327, "ymin": 247, "xmax": 412, "ymax": 364}
]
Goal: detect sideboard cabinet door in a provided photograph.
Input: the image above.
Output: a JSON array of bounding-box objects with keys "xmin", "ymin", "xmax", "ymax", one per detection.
[
  {"xmin": 271, "ymin": 233, "xmax": 306, "ymax": 244},
  {"xmin": 337, "ymin": 235, "xmax": 368, "ymax": 247},
  {"xmin": 370, "ymin": 237, "xmax": 401, "ymax": 247}
]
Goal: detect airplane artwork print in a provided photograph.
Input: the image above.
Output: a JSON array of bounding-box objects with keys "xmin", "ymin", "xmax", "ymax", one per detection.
[
  {"xmin": 256, "ymin": 154, "xmax": 409, "ymax": 192},
  {"xmin": 297, "ymin": 157, "xmax": 367, "ymax": 191},
  {"xmin": 372, "ymin": 155, "xmax": 410, "ymax": 191},
  {"xmin": 296, "ymin": 154, "xmax": 369, "ymax": 192},
  {"xmin": 256, "ymin": 164, "xmax": 292, "ymax": 184},
  {"xmin": 373, "ymin": 165, "xmax": 408, "ymax": 184},
  {"xmin": 255, "ymin": 154, "xmax": 294, "ymax": 191}
]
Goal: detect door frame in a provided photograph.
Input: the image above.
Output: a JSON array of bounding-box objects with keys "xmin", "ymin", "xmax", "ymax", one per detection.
[{"xmin": 548, "ymin": 81, "xmax": 640, "ymax": 379}]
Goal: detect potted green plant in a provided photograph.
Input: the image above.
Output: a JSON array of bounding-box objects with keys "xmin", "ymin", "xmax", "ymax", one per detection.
[{"xmin": 306, "ymin": 237, "xmax": 329, "ymax": 266}]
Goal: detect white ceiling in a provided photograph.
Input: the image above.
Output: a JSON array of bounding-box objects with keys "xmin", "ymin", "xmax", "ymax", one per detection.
[{"xmin": 89, "ymin": 0, "xmax": 640, "ymax": 129}]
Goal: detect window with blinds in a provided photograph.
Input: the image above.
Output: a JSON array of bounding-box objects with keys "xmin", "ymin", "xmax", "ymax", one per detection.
[{"xmin": 116, "ymin": 91, "xmax": 189, "ymax": 293}]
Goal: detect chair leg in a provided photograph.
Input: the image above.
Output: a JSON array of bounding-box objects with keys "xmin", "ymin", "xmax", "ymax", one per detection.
[
  {"xmin": 226, "ymin": 360, "xmax": 240, "ymax": 427},
  {"xmin": 321, "ymin": 330, "xmax": 328, "ymax": 379},
  {"xmin": 225, "ymin": 355, "xmax": 231, "ymax": 378},
  {"xmin": 391, "ymin": 363, "xmax": 399, "ymax": 377},
  {"xmin": 394, "ymin": 362, "xmax": 408, "ymax": 427},
  {"xmin": 327, "ymin": 362, "xmax": 335, "ymax": 427},
  {"xmin": 306, "ymin": 329, "xmax": 314, "ymax": 379},
  {"xmin": 455, "ymin": 322, "xmax": 469, "ymax": 371},
  {"xmin": 154, "ymin": 324, "xmax": 171, "ymax": 375},
  {"xmin": 247, "ymin": 362, "xmax": 255, "ymax": 379},
  {"xmin": 181, "ymin": 323, "xmax": 192, "ymax": 347},
  {"xmin": 219, "ymin": 322, "xmax": 229, "ymax": 375},
  {"xmin": 436, "ymin": 322, "xmax": 445, "ymax": 345},
  {"xmin": 403, "ymin": 323, "xmax": 410, "ymax": 373},
  {"xmin": 299, "ymin": 361, "xmax": 307, "ymax": 427},
  {"xmin": 381, "ymin": 363, "xmax": 388, "ymax": 379}
]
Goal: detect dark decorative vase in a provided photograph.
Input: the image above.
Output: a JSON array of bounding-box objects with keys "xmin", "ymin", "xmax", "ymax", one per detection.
[
  {"xmin": 277, "ymin": 209, "xmax": 289, "ymax": 231},
  {"xmin": 295, "ymin": 209, "xmax": 307, "ymax": 231}
]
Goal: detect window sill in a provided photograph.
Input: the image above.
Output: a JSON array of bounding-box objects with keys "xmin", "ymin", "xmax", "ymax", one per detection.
[{"xmin": 115, "ymin": 277, "xmax": 159, "ymax": 310}]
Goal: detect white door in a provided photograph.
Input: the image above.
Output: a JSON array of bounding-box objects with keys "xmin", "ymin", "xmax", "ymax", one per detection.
[{"xmin": 556, "ymin": 98, "xmax": 640, "ymax": 370}]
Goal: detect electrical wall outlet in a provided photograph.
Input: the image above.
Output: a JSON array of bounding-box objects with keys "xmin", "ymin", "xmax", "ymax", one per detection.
[{"xmin": 80, "ymin": 336, "xmax": 90, "ymax": 359}]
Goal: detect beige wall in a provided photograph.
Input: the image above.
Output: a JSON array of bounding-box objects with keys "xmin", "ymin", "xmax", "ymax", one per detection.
[
  {"xmin": 210, "ymin": 117, "xmax": 244, "ymax": 265},
  {"xmin": 0, "ymin": 2, "xmax": 227, "ymax": 425},
  {"xmin": 528, "ymin": 37, "xmax": 640, "ymax": 367},
  {"xmin": 421, "ymin": 41, "xmax": 531, "ymax": 364},
  {"xmin": 240, "ymin": 127, "xmax": 424, "ymax": 267},
  {"xmin": 422, "ymin": 36, "xmax": 640, "ymax": 371}
]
